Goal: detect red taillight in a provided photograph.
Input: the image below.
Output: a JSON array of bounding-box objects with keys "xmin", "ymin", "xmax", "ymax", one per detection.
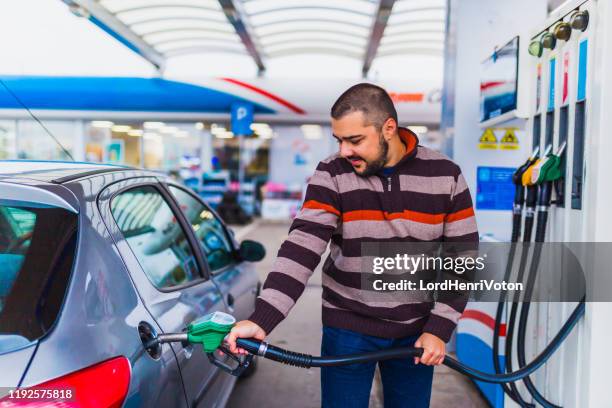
[{"xmin": 0, "ymin": 356, "xmax": 131, "ymax": 407}]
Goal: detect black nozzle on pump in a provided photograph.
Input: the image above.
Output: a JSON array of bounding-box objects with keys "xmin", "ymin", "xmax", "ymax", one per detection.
[{"xmin": 513, "ymin": 147, "xmax": 540, "ymax": 182}]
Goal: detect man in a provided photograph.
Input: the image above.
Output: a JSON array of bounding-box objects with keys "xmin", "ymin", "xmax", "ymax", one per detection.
[{"xmin": 226, "ymin": 83, "xmax": 478, "ymax": 407}]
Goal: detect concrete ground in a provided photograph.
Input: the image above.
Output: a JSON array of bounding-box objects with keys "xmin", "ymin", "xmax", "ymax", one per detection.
[{"xmin": 227, "ymin": 220, "xmax": 488, "ymax": 408}]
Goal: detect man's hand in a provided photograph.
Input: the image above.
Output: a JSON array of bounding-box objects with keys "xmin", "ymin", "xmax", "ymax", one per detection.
[
  {"xmin": 414, "ymin": 333, "xmax": 446, "ymax": 366},
  {"xmin": 224, "ymin": 320, "xmax": 266, "ymax": 356}
]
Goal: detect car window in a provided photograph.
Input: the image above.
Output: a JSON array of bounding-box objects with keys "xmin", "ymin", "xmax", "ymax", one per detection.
[
  {"xmin": 111, "ymin": 186, "xmax": 200, "ymax": 289},
  {"xmin": 168, "ymin": 186, "xmax": 235, "ymax": 272},
  {"xmin": 0, "ymin": 201, "xmax": 77, "ymax": 352}
]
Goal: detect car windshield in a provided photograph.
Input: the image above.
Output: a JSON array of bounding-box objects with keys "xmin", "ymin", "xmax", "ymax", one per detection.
[{"xmin": 0, "ymin": 201, "xmax": 78, "ymax": 354}]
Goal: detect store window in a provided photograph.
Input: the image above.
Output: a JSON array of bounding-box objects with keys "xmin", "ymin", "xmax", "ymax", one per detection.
[
  {"xmin": 86, "ymin": 121, "xmax": 145, "ymax": 166},
  {"xmin": 212, "ymin": 131, "xmax": 270, "ymax": 181},
  {"xmin": 85, "ymin": 121, "xmax": 111, "ymax": 163},
  {"xmin": 203, "ymin": 123, "xmax": 272, "ymax": 215},
  {"xmin": 16, "ymin": 120, "xmax": 75, "ymax": 160},
  {"xmin": 84, "ymin": 120, "xmax": 204, "ymax": 169},
  {"xmin": 0, "ymin": 121, "xmax": 16, "ymax": 160},
  {"xmin": 143, "ymin": 123, "xmax": 202, "ymax": 171}
]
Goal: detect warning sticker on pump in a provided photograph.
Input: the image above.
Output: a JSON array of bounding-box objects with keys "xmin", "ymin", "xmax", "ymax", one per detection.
[
  {"xmin": 478, "ymin": 128, "xmax": 498, "ymax": 149},
  {"xmin": 499, "ymin": 128, "xmax": 519, "ymax": 150}
]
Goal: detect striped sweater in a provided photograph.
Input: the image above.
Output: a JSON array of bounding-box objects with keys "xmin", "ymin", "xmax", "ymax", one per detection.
[{"xmin": 249, "ymin": 128, "xmax": 479, "ymax": 342}]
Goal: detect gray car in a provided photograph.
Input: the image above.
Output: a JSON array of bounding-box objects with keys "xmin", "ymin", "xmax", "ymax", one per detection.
[{"xmin": 0, "ymin": 160, "xmax": 263, "ymax": 407}]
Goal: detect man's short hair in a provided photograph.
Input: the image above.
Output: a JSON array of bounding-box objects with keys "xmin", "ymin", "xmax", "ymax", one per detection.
[{"xmin": 330, "ymin": 83, "xmax": 398, "ymax": 130}]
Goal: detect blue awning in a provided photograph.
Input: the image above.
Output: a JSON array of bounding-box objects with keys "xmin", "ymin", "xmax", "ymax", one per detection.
[{"xmin": 0, "ymin": 76, "xmax": 274, "ymax": 113}]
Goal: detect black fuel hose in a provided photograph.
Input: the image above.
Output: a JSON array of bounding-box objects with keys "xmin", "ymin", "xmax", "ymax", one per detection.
[
  {"xmin": 500, "ymin": 183, "xmax": 540, "ymax": 406},
  {"xmin": 493, "ymin": 185, "xmax": 526, "ymax": 404},
  {"xmin": 515, "ymin": 180, "xmax": 560, "ymax": 408},
  {"xmin": 511, "ymin": 212, "xmax": 523, "ymax": 242},
  {"xmin": 516, "ymin": 243, "xmax": 559, "ymax": 408},
  {"xmin": 235, "ymin": 298, "xmax": 584, "ymax": 384},
  {"xmin": 494, "ymin": 228, "xmax": 527, "ymax": 403},
  {"xmin": 492, "ymin": 153, "xmax": 542, "ymax": 404},
  {"xmin": 505, "ymin": 223, "xmax": 537, "ymax": 404},
  {"xmin": 523, "ymin": 185, "xmax": 538, "ymax": 243},
  {"xmin": 535, "ymin": 182, "xmax": 553, "ymax": 243},
  {"xmin": 511, "ymin": 183, "xmax": 525, "ymax": 242}
]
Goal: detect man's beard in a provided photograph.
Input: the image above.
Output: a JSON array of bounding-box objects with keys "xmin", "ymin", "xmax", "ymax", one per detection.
[{"xmin": 351, "ymin": 135, "xmax": 389, "ymax": 177}]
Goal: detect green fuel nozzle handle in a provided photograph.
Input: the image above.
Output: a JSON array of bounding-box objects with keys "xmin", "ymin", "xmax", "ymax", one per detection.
[
  {"xmin": 188, "ymin": 312, "xmax": 254, "ymax": 377},
  {"xmin": 147, "ymin": 311, "xmax": 236, "ymax": 353},
  {"xmin": 187, "ymin": 311, "xmax": 236, "ymax": 353},
  {"xmin": 146, "ymin": 311, "xmax": 254, "ymax": 376}
]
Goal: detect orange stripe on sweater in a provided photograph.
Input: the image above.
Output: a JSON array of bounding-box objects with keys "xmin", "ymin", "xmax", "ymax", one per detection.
[
  {"xmin": 303, "ymin": 200, "xmax": 341, "ymax": 216},
  {"xmin": 342, "ymin": 210, "xmax": 386, "ymax": 222},
  {"xmin": 342, "ymin": 209, "xmax": 445, "ymax": 224},
  {"xmin": 445, "ymin": 207, "xmax": 475, "ymax": 223}
]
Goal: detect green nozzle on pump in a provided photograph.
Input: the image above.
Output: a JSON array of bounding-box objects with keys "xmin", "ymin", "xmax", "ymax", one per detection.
[
  {"xmin": 187, "ymin": 311, "xmax": 236, "ymax": 353},
  {"xmin": 531, "ymin": 142, "xmax": 566, "ymax": 184}
]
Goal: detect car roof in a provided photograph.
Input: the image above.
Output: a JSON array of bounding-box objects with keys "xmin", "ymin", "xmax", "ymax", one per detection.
[{"xmin": 0, "ymin": 160, "xmax": 132, "ymax": 184}]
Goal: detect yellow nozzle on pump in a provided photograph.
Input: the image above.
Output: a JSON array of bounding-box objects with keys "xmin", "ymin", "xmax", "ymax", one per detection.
[
  {"xmin": 522, "ymin": 159, "xmax": 540, "ymax": 186},
  {"xmin": 524, "ymin": 144, "xmax": 553, "ymax": 185},
  {"xmin": 531, "ymin": 156, "xmax": 551, "ymax": 184}
]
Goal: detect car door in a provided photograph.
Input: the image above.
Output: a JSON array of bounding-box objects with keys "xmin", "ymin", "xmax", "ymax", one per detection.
[
  {"xmin": 98, "ymin": 177, "xmax": 230, "ymax": 407},
  {"xmin": 164, "ymin": 183, "xmax": 259, "ymax": 323}
]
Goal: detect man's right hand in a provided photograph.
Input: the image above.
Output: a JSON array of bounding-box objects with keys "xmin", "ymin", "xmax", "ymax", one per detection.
[{"xmin": 224, "ymin": 320, "xmax": 267, "ymax": 355}]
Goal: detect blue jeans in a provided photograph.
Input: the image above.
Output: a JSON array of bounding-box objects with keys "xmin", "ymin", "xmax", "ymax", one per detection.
[{"xmin": 321, "ymin": 326, "xmax": 434, "ymax": 408}]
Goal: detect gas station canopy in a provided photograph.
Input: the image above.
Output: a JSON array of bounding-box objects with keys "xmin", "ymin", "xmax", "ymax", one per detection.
[{"xmin": 62, "ymin": 0, "xmax": 446, "ymax": 75}]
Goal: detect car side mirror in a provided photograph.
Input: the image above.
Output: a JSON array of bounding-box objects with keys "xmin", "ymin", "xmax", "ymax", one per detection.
[{"xmin": 239, "ymin": 240, "xmax": 265, "ymax": 262}]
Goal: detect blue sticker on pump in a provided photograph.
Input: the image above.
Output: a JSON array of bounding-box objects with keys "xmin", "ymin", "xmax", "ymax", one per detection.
[
  {"xmin": 548, "ymin": 57, "xmax": 556, "ymax": 111},
  {"xmin": 476, "ymin": 167, "xmax": 515, "ymax": 210},
  {"xmin": 577, "ymin": 40, "xmax": 588, "ymax": 101}
]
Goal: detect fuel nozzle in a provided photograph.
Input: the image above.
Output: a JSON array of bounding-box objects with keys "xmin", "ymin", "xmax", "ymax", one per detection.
[
  {"xmin": 187, "ymin": 311, "xmax": 236, "ymax": 352},
  {"xmin": 531, "ymin": 142, "xmax": 565, "ymax": 186},
  {"xmin": 509, "ymin": 147, "xmax": 540, "ymax": 242},
  {"xmin": 146, "ymin": 311, "xmax": 235, "ymax": 351},
  {"xmin": 520, "ymin": 146, "xmax": 550, "ymax": 242},
  {"xmin": 143, "ymin": 311, "xmax": 254, "ymax": 376},
  {"xmin": 514, "ymin": 146, "xmax": 540, "ymax": 183},
  {"xmin": 534, "ymin": 141, "xmax": 567, "ymax": 207},
  {"xmin": 528, "ymin": 142, "xmax": 567, "ymax": 242},
  {"xmin": 522, "ymin": 145, "xmax": 551, "ymax": 188},
  {"xmin": 513, "ymin": 147, "xmax": 540, "ymax": 210},
  {"xmin": 144, "ymin": 332, "xmax": 189, "ymax": 349}
]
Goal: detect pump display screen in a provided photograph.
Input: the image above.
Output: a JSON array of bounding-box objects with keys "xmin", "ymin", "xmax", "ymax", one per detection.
[{"xmin": 480, "ymin": 36, "xmax": 519, "ymax": 122}]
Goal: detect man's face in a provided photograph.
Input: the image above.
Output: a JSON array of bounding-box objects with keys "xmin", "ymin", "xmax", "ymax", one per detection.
[{"xmin": 331, "ymin": 111, "xmax": 389, "ymax": 177}]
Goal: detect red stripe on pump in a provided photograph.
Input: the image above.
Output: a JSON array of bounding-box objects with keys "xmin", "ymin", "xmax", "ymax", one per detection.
[
  {"xmin": 220, "ymin": 78, "xmax": 306, "ymax": 114},
  {"xmin": 461, "ymin": 309, "xmax": 506, "ymax": 337}
]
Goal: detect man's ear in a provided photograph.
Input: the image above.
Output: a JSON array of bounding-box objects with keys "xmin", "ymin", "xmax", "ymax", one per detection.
[{"xmin": 382, "ymin": 117, "xmax": 398, "ymax": 141}]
